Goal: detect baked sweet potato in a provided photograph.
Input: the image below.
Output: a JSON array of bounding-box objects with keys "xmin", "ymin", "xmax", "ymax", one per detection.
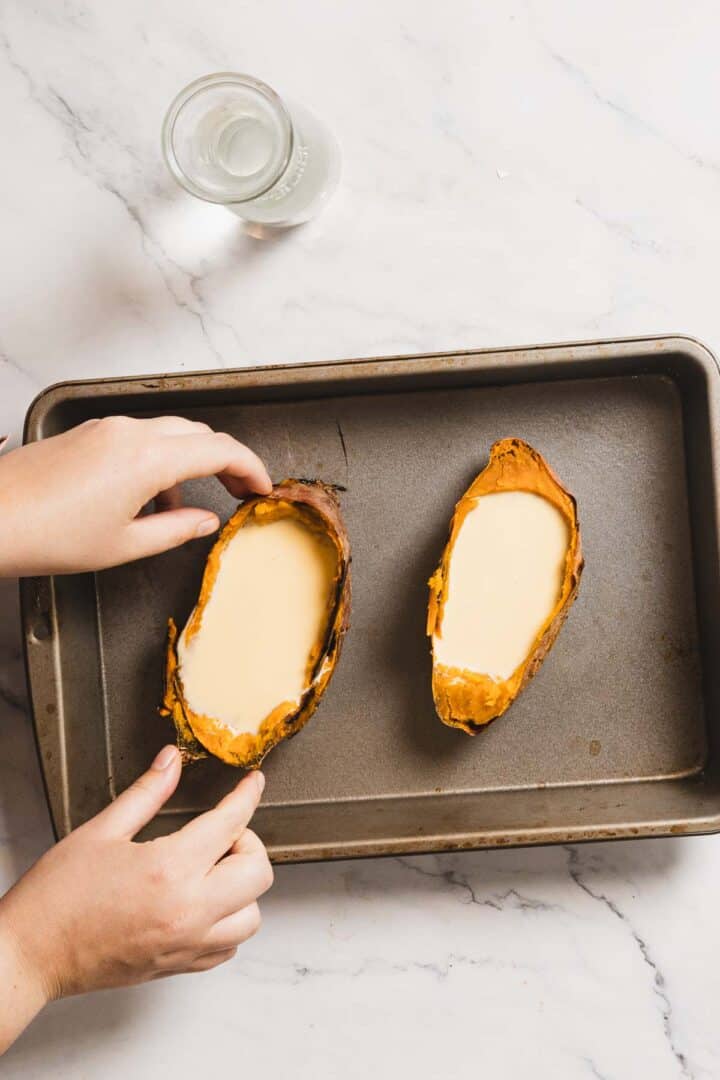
[
  {"xmin": 427, "ymin": 439, "xmax": 583, "ymax": 733},
  {"xmin": 162, "ymin": 479, "xmax": 350, "ymax": 767}
]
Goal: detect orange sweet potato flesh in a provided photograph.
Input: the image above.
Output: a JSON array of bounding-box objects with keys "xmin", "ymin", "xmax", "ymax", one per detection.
[
  {"xmin": 427, "ymin": 438, "xmax": 583, "ymax": 734},
  {"xmin": 161, "ymin": 479, "xmax": 351, "ymax": 768}
]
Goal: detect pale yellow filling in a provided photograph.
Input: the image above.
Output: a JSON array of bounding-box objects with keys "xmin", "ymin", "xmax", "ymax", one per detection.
[
  {"xmin": 433, "ymin": 491, "xmax": 569, "ymax": 681},
  {"xmin": 178, "ymin": 516, "xmax": 337, "ymax": 735}
]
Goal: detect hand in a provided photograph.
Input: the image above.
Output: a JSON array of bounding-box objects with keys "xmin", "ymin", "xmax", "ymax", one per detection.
[
  {"xmin": 0, "ymin": 746, "xmax": 273, "ymax": 1052},
  {"xmin": 0, "ymin": 415, "xmax": 272, "ymax": 576}
]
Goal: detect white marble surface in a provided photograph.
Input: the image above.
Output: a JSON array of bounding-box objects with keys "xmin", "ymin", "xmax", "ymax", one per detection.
[{"xmin": 2, "ymin": 1, "xmax": 720, "ymax": 1076}]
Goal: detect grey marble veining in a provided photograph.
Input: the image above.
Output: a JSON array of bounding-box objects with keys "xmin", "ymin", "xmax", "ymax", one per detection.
[{"xmin": 2, "ymin": 1, "xmax": 720, "ymax": 1076}]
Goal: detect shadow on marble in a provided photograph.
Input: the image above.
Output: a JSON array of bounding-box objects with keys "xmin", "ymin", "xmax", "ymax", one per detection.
[
  {"xmin": 3, "ymin": 985, "xmax": 148, "ymax": 1071},
  {"xmin": 0, "ymin": 195, "xmax": 296, "ymax": 392}
]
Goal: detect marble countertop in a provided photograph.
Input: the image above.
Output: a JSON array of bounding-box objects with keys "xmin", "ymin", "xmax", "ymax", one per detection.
[{"xmin": 2, "ymin": 2, "xmax": 720, "ymax": 1076}]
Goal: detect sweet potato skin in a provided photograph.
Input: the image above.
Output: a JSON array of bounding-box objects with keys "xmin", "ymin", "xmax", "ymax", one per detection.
[
  {"xmin": 427, "ymin": 439, "xmax": 583, "ymax": 733},
  {"xmin": 161, "ymin": 479, "xmax": 351, "ymax": 768}
]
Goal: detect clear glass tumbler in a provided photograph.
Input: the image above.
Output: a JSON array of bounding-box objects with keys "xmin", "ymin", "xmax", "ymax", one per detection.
[{"xmin": 162, "ymin": 73, "xmax": 340, "ymax": 227}]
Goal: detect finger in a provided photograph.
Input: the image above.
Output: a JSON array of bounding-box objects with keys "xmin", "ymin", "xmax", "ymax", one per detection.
[
  {"xmin": 154, "ymin": 484, "xmax": 183, "ymax": 512},
  {"xmin": 189, "ymin": 946, "xmax": 238, "ymax": 972},
  {"xmin": 152, "ymin": 946, "xmax": 238, "ymax": 978},
  {"xmin": 207, "ymin": 849, "xmax": 273, "ymax": 919},
  {"xmin": 145, "ymin": 416, "xmax": 213, "ymax": 436},
  {"xmin": 121, "ymin": 507, "xmax": 220, "ymax": 562},
  {"xmin": 92, "ymin": 745, "xmax": 182, "ymax": 839},
  {"xmin": 177, "ymin": 771, "xmax": 265, "ymax": 866},
  {"xmin": 156, "ymin": 432, "xmax": 272, "ymax": 497},
  {"xmin": 227, "ymin": 827, "xmax": 266, "ymax": 858},
  {"xmin": 217, "ymin": 473, "xmax": 269, "ymax": 500},
  {"xmin": 204, "ymin": 903, "xmax": 262, "ymax": 951}
]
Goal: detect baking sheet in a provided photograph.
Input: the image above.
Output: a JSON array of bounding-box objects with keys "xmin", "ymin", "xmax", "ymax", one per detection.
[{"xmin": 22, "ymin": 338, "xmax": 720, "ymax": 859}]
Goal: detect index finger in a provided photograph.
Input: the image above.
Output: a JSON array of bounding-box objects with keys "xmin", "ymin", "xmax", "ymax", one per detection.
[
  {"xmin": 176, "ymin": 771, "xmax": 265, "ymax": 867},
  {"xmin": 155, "ymin": 431, "xmax": 272, "ymax": 499}
]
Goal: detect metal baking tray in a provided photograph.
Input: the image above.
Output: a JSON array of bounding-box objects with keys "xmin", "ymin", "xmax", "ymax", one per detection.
[{"xmin": 21, "ymin": 336, "xmax": 720, "ymax": 861}]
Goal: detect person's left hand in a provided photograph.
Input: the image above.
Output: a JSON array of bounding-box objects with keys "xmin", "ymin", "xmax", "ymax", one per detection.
[{"xmin": 0, "ymin": 748, "xmax": 273, "ymax": 1054}]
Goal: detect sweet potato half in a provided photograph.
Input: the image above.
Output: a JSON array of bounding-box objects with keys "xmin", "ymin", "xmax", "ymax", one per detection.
[
  {"xmin": 162, "ymin": 479, "xmax": 351, "ymax": 768},
  {"xmin": 427, "ymin": 438, "xmax": 583, "ymax": 733}
]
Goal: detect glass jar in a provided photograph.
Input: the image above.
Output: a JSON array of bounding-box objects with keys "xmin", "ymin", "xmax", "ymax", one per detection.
[{"xmin": 162, "ymin": 72, "xmax": 340, "ymax": 227}]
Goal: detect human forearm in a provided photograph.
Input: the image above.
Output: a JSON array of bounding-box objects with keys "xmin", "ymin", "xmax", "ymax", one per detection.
[{"xmin": 0, "ymin": 908, "xmax": 48, "ymax": 1055}]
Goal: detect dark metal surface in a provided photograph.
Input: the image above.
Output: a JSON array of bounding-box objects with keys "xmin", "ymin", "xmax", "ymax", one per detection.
[{"xmin": 20, "ymin": 337, "xmax": 720, "ymax": 859}]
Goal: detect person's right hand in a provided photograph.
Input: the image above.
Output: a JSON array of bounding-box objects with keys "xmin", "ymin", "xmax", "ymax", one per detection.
[
  {"xmin": 0, "ymin": 414, "xmax": 273, "ymax": 577},
  {"xmin": 0, "ymin": 745, "xmax": 273, "ymax": 1047}
]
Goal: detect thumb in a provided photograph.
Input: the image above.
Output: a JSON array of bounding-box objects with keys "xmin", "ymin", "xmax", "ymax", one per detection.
[
  {"xmin": 94, "ymin": 745, "xmax": 182, "ymax": 839},
  {"xmin": 123, "ymin": 508, "xmax": 220, "ymax": 562}
]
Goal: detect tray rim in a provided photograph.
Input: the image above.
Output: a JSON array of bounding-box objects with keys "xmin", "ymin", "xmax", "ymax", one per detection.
[
  {"xmin": 22, "ymin": 333, "xmax": 720, "ymax": 433},
  {"xmin": 21, "ymin": 333, "xmax": 720, "ymax": 858}
]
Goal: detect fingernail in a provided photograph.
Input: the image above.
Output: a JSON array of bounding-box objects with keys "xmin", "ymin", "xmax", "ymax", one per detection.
[
  {"xmin": 195, "ymin": 517, "xmax": 218, "ymax": 538},
  {"xmin": 152, "ymin": 745, "xmax": 178, "ymax": 771},
  {"xmin": 255, "ymin": 770, "xmax": 266, "ymax": 794}
]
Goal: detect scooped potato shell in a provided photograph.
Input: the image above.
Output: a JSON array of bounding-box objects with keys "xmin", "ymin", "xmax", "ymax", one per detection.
[
  {"xmin": 427, "ymin": 438, "xmax": 583, "ymax": 733},
  {"xmin": 161, "ymin": 479, "xmax": 351, "ymax": 768}
]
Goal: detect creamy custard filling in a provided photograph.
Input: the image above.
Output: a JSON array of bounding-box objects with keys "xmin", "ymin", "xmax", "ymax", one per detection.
[
  {"xmin": 178, "ymin": 516, "xmax": 338, "ymax": 735},
  {"xmin": 433, "ymin": 491, "xmax": 570, "ymax": 681}
]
